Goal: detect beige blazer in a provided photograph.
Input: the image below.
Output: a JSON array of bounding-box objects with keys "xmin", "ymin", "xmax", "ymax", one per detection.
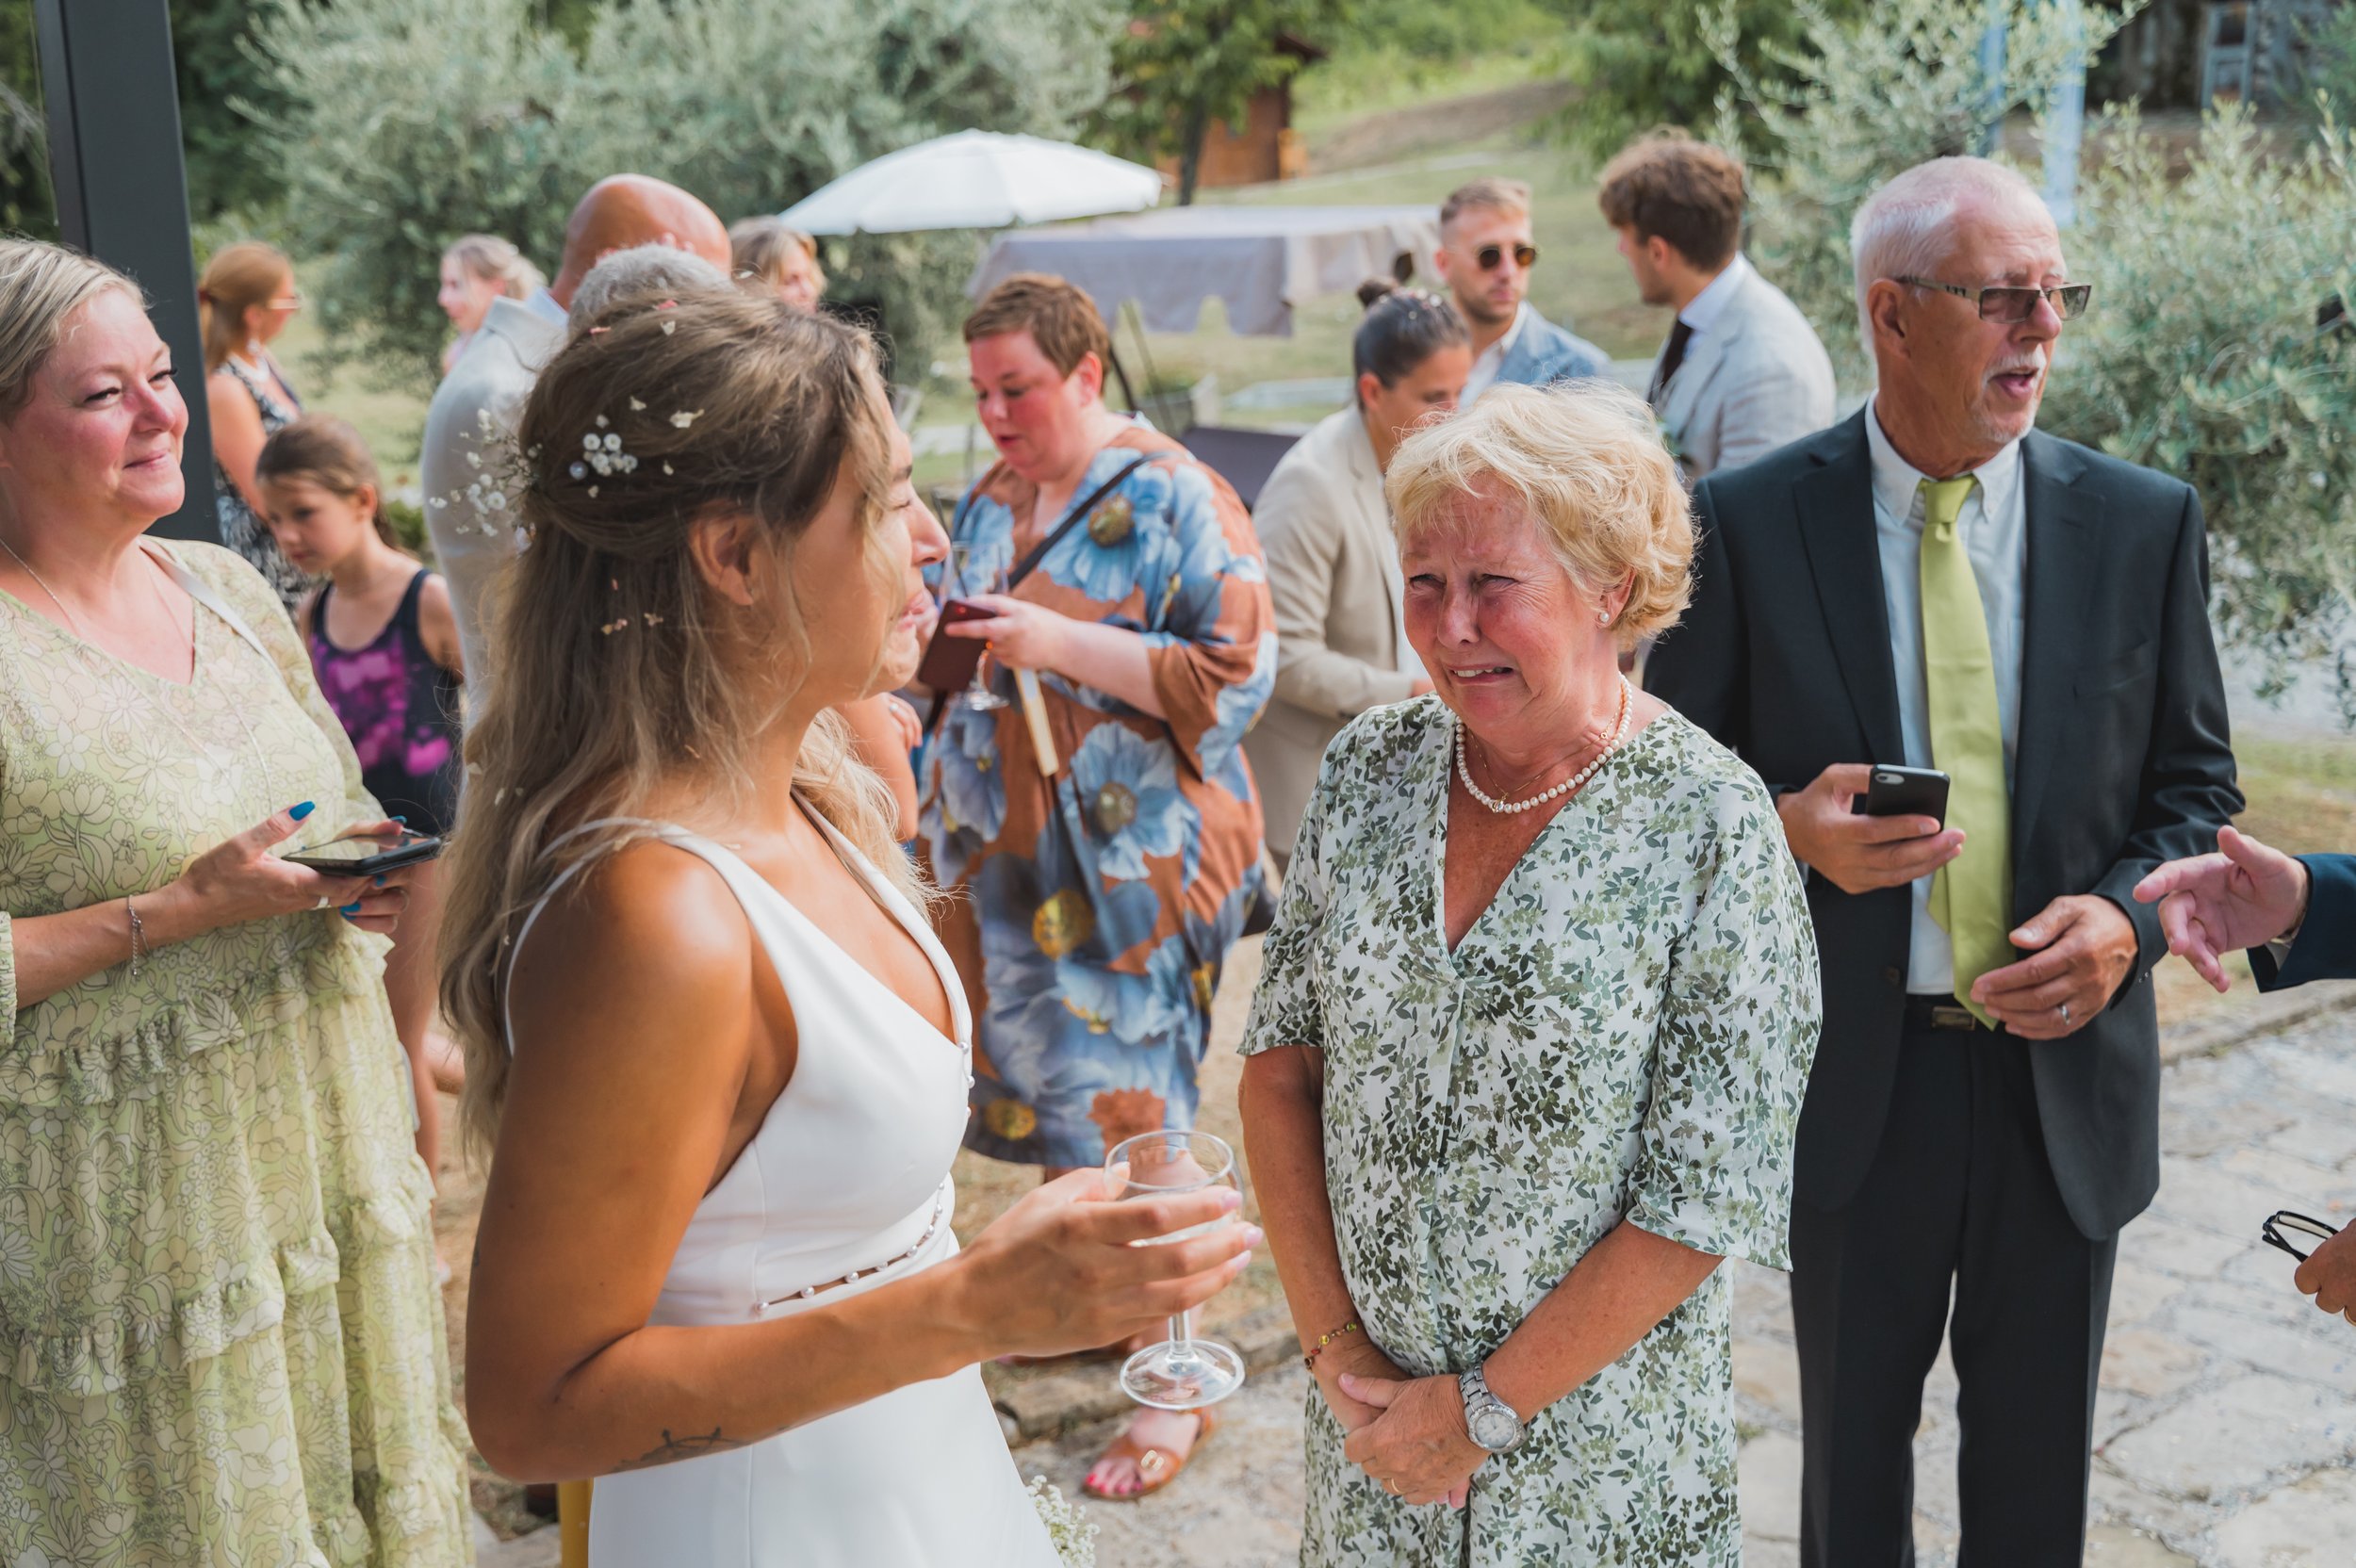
[
  {"xmin": 1243, "ymin": 407, "xmax": 1422, "ymax": 867},
  {"xmin": 421, "ymin": 295, "xmax": 566, "ymax": 710}
]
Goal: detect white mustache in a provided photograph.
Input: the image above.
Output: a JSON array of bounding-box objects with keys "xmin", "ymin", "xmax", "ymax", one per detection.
[{"xmin": 1988, "ymin": 355, "xmax": 2046, "ymax": 380}]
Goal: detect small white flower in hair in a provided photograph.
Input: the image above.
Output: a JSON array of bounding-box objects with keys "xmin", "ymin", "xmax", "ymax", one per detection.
[
  {"xmin": 660, "ymin": 320, "xmax": 676, "ymax": 335},
  {"xmin": 596, "ymin": 415, "xmax": 611, "ymax": 429},
  {"xmin": 670, "ymin": 410, "xmax": 703, "ymax": 429},
  {"xmin": 630, "ymin": 397, "xmax": 647, "ymax": 411}
]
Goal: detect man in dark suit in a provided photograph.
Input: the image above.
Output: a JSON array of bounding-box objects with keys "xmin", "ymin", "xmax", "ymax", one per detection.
[
  {"xmin": 2135, "ymin": 831, "xmax": 2356, "ymax": 1325},
  {"xmin": 1647, "ymin": 156, "xmax": 2243, "ymax": 1564}
]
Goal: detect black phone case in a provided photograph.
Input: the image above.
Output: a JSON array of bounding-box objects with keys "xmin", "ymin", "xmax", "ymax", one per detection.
[
  {"xmin": 1851, "ymin": 767, "xmax": 1950, "ymax": 826},
  {"xmin": 285, "ymin": 838, "xmax": 445, "ymax": 876}
]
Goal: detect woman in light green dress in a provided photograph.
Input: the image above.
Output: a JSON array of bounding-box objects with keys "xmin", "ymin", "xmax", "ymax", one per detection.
[
  {"xmin": 0, "ymin": 240, "xmax": 468, "ymax": 1563},
  {"xmin": 1240, "ymin": 384, "xmax": 1821, "ymax": 1566}
]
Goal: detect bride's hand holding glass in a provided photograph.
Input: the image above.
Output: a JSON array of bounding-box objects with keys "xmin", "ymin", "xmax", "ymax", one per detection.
[{"xmin": 941, "ymin": 1164, "xmax": 1259, "ymax": 1362}]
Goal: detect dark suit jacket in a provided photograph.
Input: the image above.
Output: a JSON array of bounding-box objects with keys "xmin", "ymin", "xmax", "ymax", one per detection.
[
  {"xmin": 1647, "ymin": 411, "xmax": 2243, "ymax": 1240},
  {"xmin": 2254, "ymin": 854, "xmax": 2356, "ymax": 988}
]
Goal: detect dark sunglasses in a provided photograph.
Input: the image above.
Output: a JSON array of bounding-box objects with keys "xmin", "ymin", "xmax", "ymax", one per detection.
[
  {"xmin": 2262, "ymin": 1209, "xmax": 2341, "ymax": 1263},
  {"xmin": 1893, "ymin": 276, "xmax": 2091, "ymax": 324},
  {"xmin": 1476, "ymin": 242, "xmax": 1539, "ymax": 272}
]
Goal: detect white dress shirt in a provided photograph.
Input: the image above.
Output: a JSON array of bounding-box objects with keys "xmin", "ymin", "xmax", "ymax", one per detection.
[
  {"xmin": 1460, "ymin": 302, "xmax": 1530, "ymax": 405},
  {"xmin": 1865, "ymin": 399, "xmax": 2028, "ymax": 996},
  {"xmin": 1677, "ymin": 252, "xmax": 1753, "ymax": 338}
]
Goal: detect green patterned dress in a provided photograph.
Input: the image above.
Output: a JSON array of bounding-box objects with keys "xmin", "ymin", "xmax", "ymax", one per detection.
[
  {"xmin": 0, "ymin": 542, "xmax": 470, "ymax": 1565},
  {"xmin": 1241, "ymin": 699, "xmax": 1821, "ymax": 1567}
]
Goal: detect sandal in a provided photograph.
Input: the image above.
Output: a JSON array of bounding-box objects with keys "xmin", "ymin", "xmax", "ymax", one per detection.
[{"xmin": 1081, "ymin": 1407, "xmax": 1219, "ymax": 1502}]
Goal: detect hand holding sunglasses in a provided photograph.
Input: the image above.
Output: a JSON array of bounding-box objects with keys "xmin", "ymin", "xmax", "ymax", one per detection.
[{"xmin": 2262, "ymin": 1209, "xmax": 2356, "ymax": 1327}]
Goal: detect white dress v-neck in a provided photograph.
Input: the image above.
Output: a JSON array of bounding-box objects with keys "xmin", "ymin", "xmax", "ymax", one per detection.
[{"xmin": 508, "ymin": 812, "xmax": 1060, "ymax": 1567}]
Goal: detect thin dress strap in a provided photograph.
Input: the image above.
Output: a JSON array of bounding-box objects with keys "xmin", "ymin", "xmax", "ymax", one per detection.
[{"xmin": 499, "ymin": 816, "xmax": 678, "ymax": 1054}]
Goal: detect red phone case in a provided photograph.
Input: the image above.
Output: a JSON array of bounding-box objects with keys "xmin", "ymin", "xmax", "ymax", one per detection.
[{"xmin": 916, "ymin": 599, "xmax": 1000, "ymax": 694}]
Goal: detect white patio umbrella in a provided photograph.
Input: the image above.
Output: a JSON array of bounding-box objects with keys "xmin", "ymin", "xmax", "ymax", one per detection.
[{"xmin": 780, "ymin": 130, "xmax": 1165, "ymax": 237}]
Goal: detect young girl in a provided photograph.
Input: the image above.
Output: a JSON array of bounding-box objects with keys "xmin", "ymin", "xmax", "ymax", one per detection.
[{"xmin": 258, "ymin": 415, "xmax": 465, "ymax": 1182}]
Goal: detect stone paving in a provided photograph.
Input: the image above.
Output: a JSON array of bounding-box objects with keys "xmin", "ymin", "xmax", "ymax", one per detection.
[{"xmin": 1022, "ymin": 1010, "xmax": 2356, "ymax": 1567}]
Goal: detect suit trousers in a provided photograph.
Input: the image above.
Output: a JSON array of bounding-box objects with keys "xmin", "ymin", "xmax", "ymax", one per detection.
[{"xmin": 1789, "ymin": 1020, "xmax": 2118, "ymax": 1567}]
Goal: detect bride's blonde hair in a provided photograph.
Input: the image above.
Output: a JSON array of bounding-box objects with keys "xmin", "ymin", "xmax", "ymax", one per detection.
[{"xmin": 441, "ymin": 287, "xmax": 921, "ymax": 1153}]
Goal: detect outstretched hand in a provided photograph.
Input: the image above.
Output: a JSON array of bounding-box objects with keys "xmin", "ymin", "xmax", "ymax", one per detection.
[{"xmin": 2131, "ymin": 825, "xmax": 2311, "ymax": 993}]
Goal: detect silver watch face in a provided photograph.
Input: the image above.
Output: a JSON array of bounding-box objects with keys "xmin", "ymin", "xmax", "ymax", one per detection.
[{"xmin": 1469, "ymin": 1401, "xmax": 1521, "ymax": 1451}]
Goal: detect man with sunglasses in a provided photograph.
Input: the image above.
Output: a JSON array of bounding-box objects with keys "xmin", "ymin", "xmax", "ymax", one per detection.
[
  {"xmin": 2133, "ymin": 831, "xmax": 2356, "ymax": 1327},
  {"xmin": 1649, "ymin": 156, "xmax": 2241, "ymax": 1565},
  {"xmin": 1432, "ymin": 177, "xmax": 1605, "ymax": 404}
]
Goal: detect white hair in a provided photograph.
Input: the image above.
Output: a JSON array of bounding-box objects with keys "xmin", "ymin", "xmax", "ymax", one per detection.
[
  {"xmin": 566, "ymin": 244, "xmax": 733, "ymax": 336},
  {"xmin": 1850, "ymin": 156, "xmax": 2050, "ymax": 361}
]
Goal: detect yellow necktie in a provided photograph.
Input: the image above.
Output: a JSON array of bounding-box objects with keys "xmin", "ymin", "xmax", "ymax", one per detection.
[{"xmin": 1919, "ymin": 476, "xmax": 2012, "ymax": 1027}]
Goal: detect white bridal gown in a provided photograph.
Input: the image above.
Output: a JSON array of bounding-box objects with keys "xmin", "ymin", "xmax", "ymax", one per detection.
[{"xmin": 510, "ymin": 814, "xmax": 1061, "ymax": 1567}]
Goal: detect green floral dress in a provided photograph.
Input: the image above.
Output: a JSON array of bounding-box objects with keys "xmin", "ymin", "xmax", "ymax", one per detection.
[
  {"xmin": 1241, "ymin": 699, "xmax": 1820, "ymax": 1567},
  {"xmin": 0, "ymin": 543, "xmax": 470, "ymax": 1566}
]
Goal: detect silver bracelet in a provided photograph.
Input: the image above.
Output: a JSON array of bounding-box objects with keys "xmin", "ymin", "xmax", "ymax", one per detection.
[{"xmin": 125, "ymin": 895, "xmax": 146, "ymax": 978}]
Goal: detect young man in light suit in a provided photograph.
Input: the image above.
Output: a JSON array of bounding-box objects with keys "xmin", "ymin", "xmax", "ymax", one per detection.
[
  {"xmin": 1601, "ymin": 132, "xmax": 1836, "ymax": 481},
  {"xmin": 1433, "ymin": 178, "xmax": 1607, "ymax": 402},
  {"xmin": 422, "ymin": 174, "xmax": 730, "ymax": 707}
]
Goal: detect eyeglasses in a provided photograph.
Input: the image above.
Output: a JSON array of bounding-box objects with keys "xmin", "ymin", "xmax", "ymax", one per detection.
[
  {"xmin": 268, "ymin": 292, "xmax": 304, "ymax": 312},
  {"xmin": 2261, "ymin": 1209, "xmax": 2341, "ymax": 1263},
  {"xmin": 1893, "ymin": 276, "xmax": 2090, "ymax": 323},
  {"xmin": 1475, "ymin": 243, "xmax": 1539, "ymax": 273}
]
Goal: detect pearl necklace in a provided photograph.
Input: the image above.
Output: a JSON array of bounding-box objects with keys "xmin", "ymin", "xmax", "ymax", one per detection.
[{"xmin": 1454, "ymin": 677, "xmax": 1633, "ymax": 815}]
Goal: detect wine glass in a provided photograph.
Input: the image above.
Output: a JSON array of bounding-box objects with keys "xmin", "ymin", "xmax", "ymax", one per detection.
[
  {"xmin": 947, "ymin": 544, "xmax": 1009, "ymax": 712},
  {"xmin": 1105, "ymin": 1130, "xmax": 1249, "ymax": 1411}
]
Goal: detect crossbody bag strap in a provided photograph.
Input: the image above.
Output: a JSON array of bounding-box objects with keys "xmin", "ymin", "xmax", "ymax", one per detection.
[
  {"xmin": 1003, "ymin": 453, "xmax": 1154, "ymax": 595},
  {"xmin": 926, "ymin": 451, "xmax": 1156, "ymax": 735}
]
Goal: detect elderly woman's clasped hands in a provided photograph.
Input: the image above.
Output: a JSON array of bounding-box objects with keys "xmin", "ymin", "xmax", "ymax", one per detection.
[{"xmin": 1333, "ymin": 1364, "xmax": 1483, "ymax": 1509}]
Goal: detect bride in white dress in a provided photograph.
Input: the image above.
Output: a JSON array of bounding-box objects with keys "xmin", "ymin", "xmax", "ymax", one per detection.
[{"xmin": 438, "ymin": 289, "xmax": 1258, "ymax": 1564}]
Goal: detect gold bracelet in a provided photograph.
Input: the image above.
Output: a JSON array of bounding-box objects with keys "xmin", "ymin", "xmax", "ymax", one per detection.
[
  {"xmin": 1301, "ymin": 1319, "xmax": 1360, "ymax": 1372},
  {"xmin": 125, "ymin": 895, "xmax": 146, "ymax": 979}
]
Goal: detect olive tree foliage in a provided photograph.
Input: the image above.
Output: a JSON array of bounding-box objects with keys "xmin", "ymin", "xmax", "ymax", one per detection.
[
  {"xmin": 2040, "ymin": 108, "xmax": 2356, "ymax": 697},
  {"xmin": 254, "ymin": 0, "xmax": 1119, "ymax": 391},
  {"xmin": 1713, "ymin": 0, "xmax": 2356, "ymax": 697},
  {"xmin": 1703, "ymin": 0, "xmax": 2136, "ymax": 387}
]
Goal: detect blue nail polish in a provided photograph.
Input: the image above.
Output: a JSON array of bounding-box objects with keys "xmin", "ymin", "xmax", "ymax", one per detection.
[
  {"xmin": 340, "ymin": 903, "xmax": 361, "ymax": 915},
  {"xmin": 290, "ymin": 801, "xmax": 317, "ymax": 822},
  {"xmin": 391, "ymin": 815, "xmax": 408, "ymax": 825},
  {"xmin": 373, "ymin": 874, "xmax": 386, "ymax": 887}
]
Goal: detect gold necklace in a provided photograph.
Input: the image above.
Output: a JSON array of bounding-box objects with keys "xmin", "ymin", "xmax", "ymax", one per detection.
[{"xmin": 0, "ymin": 532, "xmax": 280, "ymax": 808}]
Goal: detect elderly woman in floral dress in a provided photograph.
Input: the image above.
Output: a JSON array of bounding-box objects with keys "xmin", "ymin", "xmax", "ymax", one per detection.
[{"xmin": 1239, "ymin": 383, "xmax": 1821, "ymax": 1565}]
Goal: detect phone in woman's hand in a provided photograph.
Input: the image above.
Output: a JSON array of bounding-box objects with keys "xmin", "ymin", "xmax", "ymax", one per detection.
[
  {"xmin": 915, "ymin": 599, "xmax": 1002, "ymax": 694},
  {"xmin": 284, "ymin": 830, "xmax": 444, "ymax": 877}
]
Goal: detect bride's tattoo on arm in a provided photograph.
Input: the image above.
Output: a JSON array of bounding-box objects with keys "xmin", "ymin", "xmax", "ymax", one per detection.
[{"xmin": 619, "ymin": 1427, "xmax": 747, "ymax": 1471}]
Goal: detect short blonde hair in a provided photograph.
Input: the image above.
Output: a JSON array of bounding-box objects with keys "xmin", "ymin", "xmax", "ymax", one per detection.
[
  {"xmin": 0, "ymin": 237, "xmax": 140, "ymax": 420},
  {"xmin": 1385, "ymin": 382, "xmax": 1693, "ymax": 646},
  {"xmin": 1440, "ymin": 177, "xmax": 1531, "ymax": 234},
  {"xmin": 728, "ymin": 216, "xmax": 826, "ymax": 296}
]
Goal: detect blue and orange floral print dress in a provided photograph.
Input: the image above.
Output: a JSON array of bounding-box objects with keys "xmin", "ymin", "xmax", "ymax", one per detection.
[{"xmin": 921, "ymin": 424, "xmax": 1275, "ymax": 1168}]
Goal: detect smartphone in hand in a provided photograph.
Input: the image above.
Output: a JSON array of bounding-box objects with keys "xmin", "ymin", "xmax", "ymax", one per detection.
[
  {"xmin": 1849, "ymin": 765, "xmax": 1951, "ymax": 828},
  {"xmin": 915, "ymin": 598, "xmax": 1002, "ymax": 694},
  {"xmin": 284, "ymin": 830, "xmax": 445, "ymax": 877}
]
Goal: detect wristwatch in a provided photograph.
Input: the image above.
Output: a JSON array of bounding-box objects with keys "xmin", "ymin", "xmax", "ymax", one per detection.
[{"xmin": 1459, "ymin": 1363, "xmax": 1528, "ymax": 1454}]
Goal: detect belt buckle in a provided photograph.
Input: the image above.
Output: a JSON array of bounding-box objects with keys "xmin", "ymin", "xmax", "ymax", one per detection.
[{"xmin": 1928, "ymin": 1004, "xmax": 1978, "ymax": 1032}]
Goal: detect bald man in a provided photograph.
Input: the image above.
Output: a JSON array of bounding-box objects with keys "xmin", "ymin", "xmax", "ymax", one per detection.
[{"xmin": 423, "ymin": 175, "xmax": 730, "ymax": 704}]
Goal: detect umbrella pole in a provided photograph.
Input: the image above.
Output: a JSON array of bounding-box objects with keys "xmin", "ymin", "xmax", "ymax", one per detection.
[
  {"xmin": 1107, "ymin": 339, "xmax": 1142, "ymax": 414},
  {"xmin": 1121, "ymin": 299, "xmax": 1168, "ymax": 416}
]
